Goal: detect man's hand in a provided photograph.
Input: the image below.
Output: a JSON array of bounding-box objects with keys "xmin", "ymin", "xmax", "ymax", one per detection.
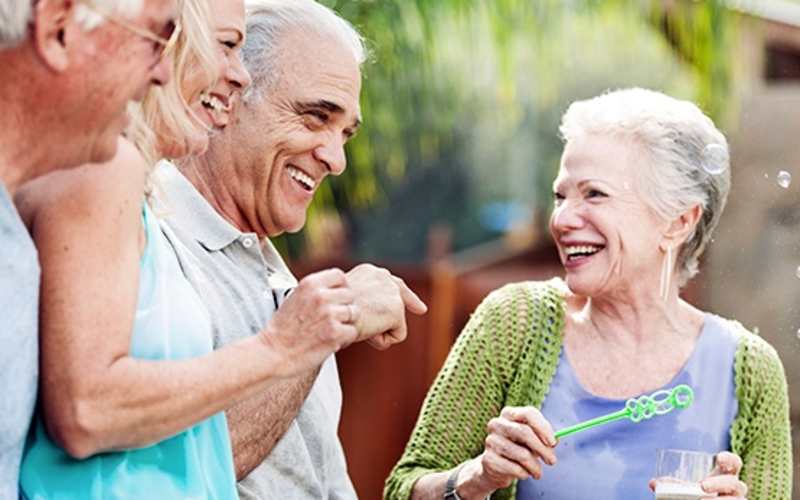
[
  {"xmin": 260, "ymin": 268, "xmax": 358, "ymax": 377},
  {"xmin": 346, "ymin": 264, "xmax": 428, "ymax": 350}
]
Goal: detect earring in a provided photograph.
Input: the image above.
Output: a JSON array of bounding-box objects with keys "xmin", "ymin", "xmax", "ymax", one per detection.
[{"xmin": 659, "ymin": 246, "xmax": 673, "ymax": 302}]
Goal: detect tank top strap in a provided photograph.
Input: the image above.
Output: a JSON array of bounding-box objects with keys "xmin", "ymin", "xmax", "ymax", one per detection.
[{"xmin": 140, "ymin": 200, "xmax": 157, "ymax": 270}]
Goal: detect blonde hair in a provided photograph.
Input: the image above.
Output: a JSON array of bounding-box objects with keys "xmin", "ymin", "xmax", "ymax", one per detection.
[{"xmin": 127, "ymin": 0, "xmax": 218, "ymax": 167}]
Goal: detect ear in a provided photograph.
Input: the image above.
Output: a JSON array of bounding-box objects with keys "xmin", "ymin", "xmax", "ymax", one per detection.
[
  {"xmin": 31, "ymin": 0, "xmax": 77, "ymax": 72},
  {"xmin": 661, "ymin": 204, "xmax": 703, "ymax": 250}
]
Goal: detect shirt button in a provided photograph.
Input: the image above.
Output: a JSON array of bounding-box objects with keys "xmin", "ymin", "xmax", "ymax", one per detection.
[{"xmin": 242, "ymin": 237, "xmax": 254, "ymax": 248}]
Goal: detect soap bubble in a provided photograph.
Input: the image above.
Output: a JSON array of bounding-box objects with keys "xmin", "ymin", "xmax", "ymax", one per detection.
[
  {"xmin": 701, "ymin": 144, "xmax": 728, "ymax": 175},
  {"xmin": 796, "ymin": 265, "xmax": 800, "ymax": 279},
  {"xmin": 777, "ymin": 170, "xmax": 792, "ymax": 189}
]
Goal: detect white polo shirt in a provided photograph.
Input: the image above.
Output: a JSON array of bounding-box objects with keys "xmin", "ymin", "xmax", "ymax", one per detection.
[{"xmin": 153, "ymin": 162, "xmax": 356, "ymax": 500}]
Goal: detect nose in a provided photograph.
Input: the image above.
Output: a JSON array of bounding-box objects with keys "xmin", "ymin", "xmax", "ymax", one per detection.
[
  {"xmin": 551, "ymin": 199, "xmax": 585, "ymax": 233},
  {"xmin": 313, "ymin": 135, "xmax": 347, "ymax": 176},
  {"xmin": 150, "ymin": 55, "xmax": 173, "ymax": 87},
  {"xmin": 228, "ymin": 53, "xmax": 252, "ymax": 91}
]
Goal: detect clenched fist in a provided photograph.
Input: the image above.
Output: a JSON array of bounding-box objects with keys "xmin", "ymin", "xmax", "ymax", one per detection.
[{"xmin": 260, "ymin": 268, "xmax": 358, "ymax": 377}]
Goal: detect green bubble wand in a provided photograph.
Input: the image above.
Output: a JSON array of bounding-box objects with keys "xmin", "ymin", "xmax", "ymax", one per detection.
[{"xmin": 554, "ymin": 384, "xmax": 695, "ymax": 440}]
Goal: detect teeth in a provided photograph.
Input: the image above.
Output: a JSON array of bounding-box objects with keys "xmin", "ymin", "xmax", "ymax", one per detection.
[
  {"xmin": 201, "ymin": 94, "xmax": 227, "ymax": 112},
  {"xmin": 564, "ymin": 245, "xmax": 601, "ymax": 256},
  {"xmin": 287, "ymin": 166, "xmax": 316, "ymax": 190}
]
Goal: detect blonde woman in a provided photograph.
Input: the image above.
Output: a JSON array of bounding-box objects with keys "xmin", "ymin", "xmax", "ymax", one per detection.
[{"xmin": 15, "ymin": 0, "xmax": 356, "ymax": 498}]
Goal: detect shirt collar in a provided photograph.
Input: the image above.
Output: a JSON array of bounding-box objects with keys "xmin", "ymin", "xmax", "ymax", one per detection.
[
  {"xmin": 153, "ymin": 161, "xmax": 297, "ymax": 287},
  {"xmin": 153, "ymin": 160, "xmax": 245, "ymax": 252}
]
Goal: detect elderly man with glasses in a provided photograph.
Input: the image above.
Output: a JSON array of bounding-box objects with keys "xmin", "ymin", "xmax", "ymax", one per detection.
[{"xmin": 0, "ymin": 0, "xmax": 176, "ymax": 497}]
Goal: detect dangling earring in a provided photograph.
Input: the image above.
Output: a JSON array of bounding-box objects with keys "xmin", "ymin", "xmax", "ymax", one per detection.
[{"xmin": 659, "ymin": 246, "xmax": 673, "ymax": 302}]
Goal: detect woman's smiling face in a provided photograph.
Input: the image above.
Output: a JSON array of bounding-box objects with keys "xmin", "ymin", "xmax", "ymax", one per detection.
[
  {"xmin": 550, "ymin": 133, "xmax": 670, "ymax": 298},
  {"xmin": 183, "ymin": 0, "xmax": 251, "ymax": 133}
]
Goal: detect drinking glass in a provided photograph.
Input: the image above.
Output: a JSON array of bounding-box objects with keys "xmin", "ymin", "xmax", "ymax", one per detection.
[{"xmin": 653, "ymin": 449, "xmax": 715, "ymax": 500}]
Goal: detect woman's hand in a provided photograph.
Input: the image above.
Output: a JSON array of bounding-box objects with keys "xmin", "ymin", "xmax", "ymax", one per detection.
[
  {"xmin": 456, "ymin": 406, "xmax": 558, "ymax": 498},
  {"xmin": 649, "ymin": 451, "xmax": 747, "ymax": 500},
  {"xmin": 701, "ymin": 452, "xmax": 747, "ymax": 499}
]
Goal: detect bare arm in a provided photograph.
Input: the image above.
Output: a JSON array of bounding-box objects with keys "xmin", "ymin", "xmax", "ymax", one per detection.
[
  {"xmin": 226, "ymin": 264, "xmax": 427, "ymax": 480},
  {"xmin": 27, "ymin": 142, "xmax": 359, "ymax": 459},
  {"xmin": 231, "ymin": 261, "xmax": 430, "ymax": 475},
  {"xmin": 227, "ymin": 371, "xmax": 317, "ymax": 480}
]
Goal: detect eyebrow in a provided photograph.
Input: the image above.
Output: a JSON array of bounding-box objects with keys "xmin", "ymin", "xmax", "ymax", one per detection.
[
  {"xmin": 577, "ymin": 179, "xmax": 614, "ymax": 189},
  {"xmin": 297, "ymin": 99, "xmax": 362, "ymax": 130},
  {"xmin": 553, "ymin": 178, "xmax": 614, "ymax": 191}
]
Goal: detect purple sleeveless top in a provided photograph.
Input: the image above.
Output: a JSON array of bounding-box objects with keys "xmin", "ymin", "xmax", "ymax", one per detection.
[{"xmin": 517, "ymin": 313, "xmax": 738, "ymax": 499}]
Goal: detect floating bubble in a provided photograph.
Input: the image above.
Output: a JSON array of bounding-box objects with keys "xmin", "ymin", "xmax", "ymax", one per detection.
[
  {"xmin": 796, "ymin": 329, "xmax": 800, "ymax": 341},
  {"xmin": 701, "ymin": 144, "xmax": 728, "ymax": 175},
  {"xmin": 796, "ymin": 265, "xmax": 800, "ymax": 279},
  {"xmin": 778, "ymin": 170, "xmax": 792, "ymax": 189}
]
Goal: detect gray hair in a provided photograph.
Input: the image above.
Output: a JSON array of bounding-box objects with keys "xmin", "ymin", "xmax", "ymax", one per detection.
[
  {"xmin": 241, "ymin": 0, "xmax": 366, "ymax": 103},
  {"xmin": 0, "ymin": 0, "xmax": 143, "ymax": 49},
  {"xmin": 559, "ymin": 87, "xmax": 731, "ymax": 286}
]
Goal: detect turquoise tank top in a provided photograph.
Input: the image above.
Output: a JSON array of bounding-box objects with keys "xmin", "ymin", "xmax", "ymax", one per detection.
[{"xmin": 20, "ymin": 202, "xmax": 238, "ymax": 500}]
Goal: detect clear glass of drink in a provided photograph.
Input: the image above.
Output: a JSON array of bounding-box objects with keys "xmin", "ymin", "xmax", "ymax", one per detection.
[{"xmin": 653, "ymin": 449, "xmax": 715, "ymax": 500}]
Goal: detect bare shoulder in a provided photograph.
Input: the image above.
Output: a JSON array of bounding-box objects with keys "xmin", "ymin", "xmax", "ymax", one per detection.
[{"xmin": 17, "ymin": 137, "xmax": 149, "ymax": 231}]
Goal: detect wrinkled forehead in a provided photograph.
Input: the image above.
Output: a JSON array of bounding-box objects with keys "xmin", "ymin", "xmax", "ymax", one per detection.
[
  {"xmin": 556, "ymin": 133, "xmax": 647, "ymax": 187},
  {"xmin": 275, "ymin": 28, "xmax": 363, "ymax": 116}
]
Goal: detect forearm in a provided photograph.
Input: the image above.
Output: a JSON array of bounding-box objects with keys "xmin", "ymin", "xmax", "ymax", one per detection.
[
  {"xmin": 227, "ymin": 369, "xmax": 318, "ymax": 480},
  {"xmin": 410, "ymin": 471, "xmax": 450, "ymax": 500},
  {"xmin": 411, "ymin": 460, "xmax": 493, "ymax": 500},
  {"xmin": 740, "ymin": 423, "xmax": 792, "ymax": 499},
  {"xmin": 45, "ymin": 334, "xmax": 289, "ymax": 458}
]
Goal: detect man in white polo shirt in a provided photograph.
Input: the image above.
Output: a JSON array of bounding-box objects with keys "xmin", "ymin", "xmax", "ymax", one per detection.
[{"xmin": 155, "ymin": 0, "xmax": 426, "ymax": 498}]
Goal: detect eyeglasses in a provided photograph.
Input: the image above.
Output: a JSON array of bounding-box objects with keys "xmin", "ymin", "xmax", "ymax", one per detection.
[{"xmin": 80, "ymin": 2, "xmax": 181, "ymax": 64}]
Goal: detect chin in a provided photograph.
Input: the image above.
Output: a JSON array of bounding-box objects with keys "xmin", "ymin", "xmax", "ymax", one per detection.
[
  {"xmin": 90, "ymin": 135, "xmax": 123, "ymax": 165},
  {"xmin": 563, "ymin": 273, "xmax": 600, "ymax": 298}
]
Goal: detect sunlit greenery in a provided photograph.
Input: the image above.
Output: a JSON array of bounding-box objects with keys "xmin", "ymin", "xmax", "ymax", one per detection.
[{"xmin": 276, "ymin": 0, "xmax": 737, "ymax": 261}]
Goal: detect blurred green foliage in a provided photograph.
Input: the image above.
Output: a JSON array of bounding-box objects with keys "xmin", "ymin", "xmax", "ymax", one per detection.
[{"xmin": 276, "ymin": 0, "xmax": 737, "ymax": 262}]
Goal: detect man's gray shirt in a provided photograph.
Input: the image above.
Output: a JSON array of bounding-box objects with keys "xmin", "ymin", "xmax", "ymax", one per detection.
[
  {"xmin": 154, "ymin": 163, "xmax": 357, "ymax": 500},
  {"xmin": 0, "ymin": 184, "xmax": 39, "ymax": 500}
]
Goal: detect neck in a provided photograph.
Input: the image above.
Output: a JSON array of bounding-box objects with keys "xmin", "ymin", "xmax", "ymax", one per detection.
[
  {"xmin": 576, "ymin": 279, "xmax": 698, "ymax": 345},
  {"xmin": 179, "ymin": 144, "xmax": 266, "ymax": 237},
  {"xmin": 0, "ymin": 47, "xmax": 75, "ymax": 195}
]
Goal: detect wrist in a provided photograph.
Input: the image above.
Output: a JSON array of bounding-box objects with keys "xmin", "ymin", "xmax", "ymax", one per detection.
[
  {"xmin": 254, "ymin": 324, "xmax": 290, "ymax": 379},
  {"xmin": 455, "ymin": 458, "xmax": 494, "ymax": 500}
]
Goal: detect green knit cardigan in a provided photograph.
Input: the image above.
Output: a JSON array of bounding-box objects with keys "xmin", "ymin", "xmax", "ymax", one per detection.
[{"xmin": 384, "ymin": 279, "xmax": 792, "ymax": 500}]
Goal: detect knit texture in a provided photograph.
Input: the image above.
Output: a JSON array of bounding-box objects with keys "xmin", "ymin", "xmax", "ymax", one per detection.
[{"xmin": 383, "ymin": 279, "xmax": 792, "ymax": 500}]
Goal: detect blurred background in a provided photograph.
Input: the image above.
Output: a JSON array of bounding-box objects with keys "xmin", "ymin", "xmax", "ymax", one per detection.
[{"xmin": 277, "ymin": 0, "xmax": 800, "ymax": 497}]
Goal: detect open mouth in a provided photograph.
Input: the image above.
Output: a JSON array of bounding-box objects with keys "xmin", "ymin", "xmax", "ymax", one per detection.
[
  {"xmin": 563, "ymin": 244, "xmax": 604, "ymax": 262},
  {"xmin": 287, "ymin": 165, "xmax": 316, "ymax": 192},
  {"xmin": 199, "ymin": 92, "xmax": 232, "ymax": 127},
  {"xmin": 200, "ymin": 93, "xmax": 230, "ymax": 113}
]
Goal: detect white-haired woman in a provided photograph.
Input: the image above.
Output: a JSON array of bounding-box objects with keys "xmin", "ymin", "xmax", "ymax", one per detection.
[
  {"xmin": 12, "ymin": 0, "xmax": 335, "ymax": 497},
  {"xmin": 386, "ymin": 88, "xmax": 791, "ymax": 500}
]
